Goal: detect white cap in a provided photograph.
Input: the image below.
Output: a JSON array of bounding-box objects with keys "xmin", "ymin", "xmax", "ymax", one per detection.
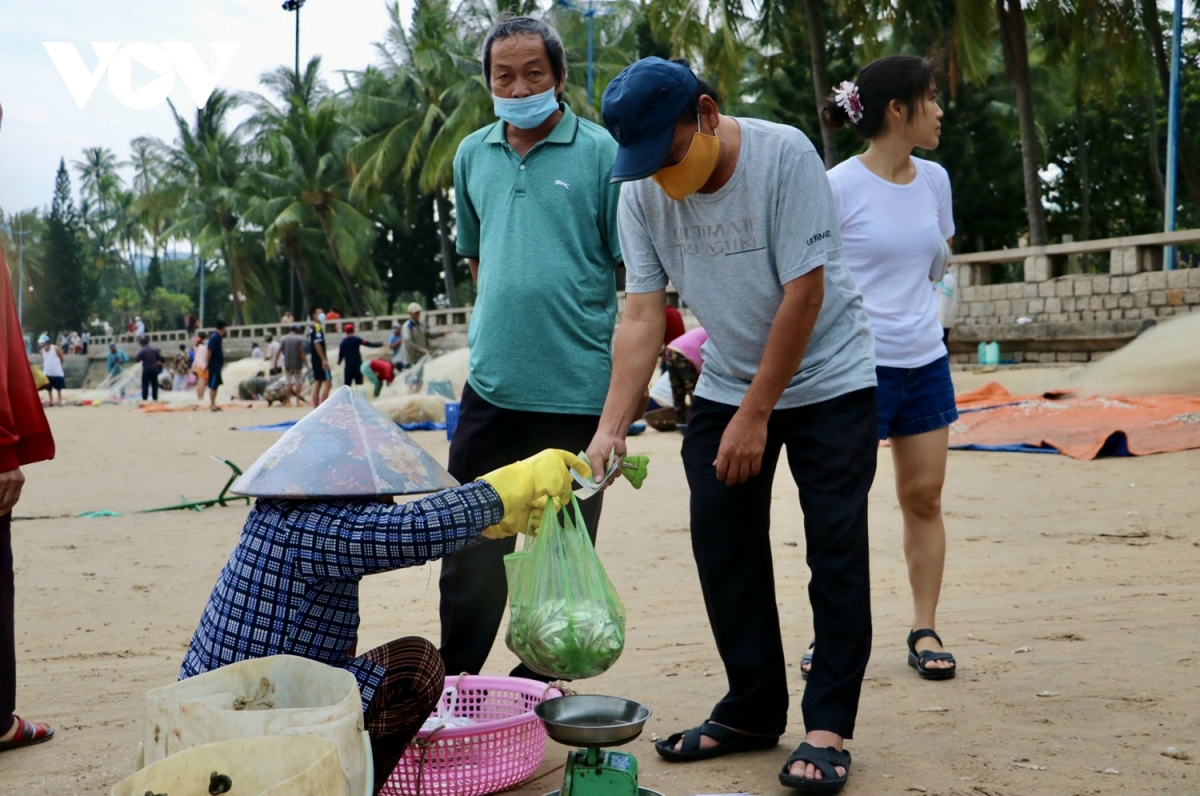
[{"xmin": 408, "ymin": 302, "xmax": 422, "ymax": 314}]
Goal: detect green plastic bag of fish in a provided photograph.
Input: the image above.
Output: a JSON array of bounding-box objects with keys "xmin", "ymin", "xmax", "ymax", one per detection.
[{"xmin": 504, "ymin": 496, "xmax": 626, "ymax": 679}]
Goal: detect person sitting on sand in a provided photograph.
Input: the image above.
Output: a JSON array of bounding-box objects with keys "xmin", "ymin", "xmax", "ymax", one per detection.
[{"xmin": 180, "ymin": 387, "xmax": 589, "ymax": 795}]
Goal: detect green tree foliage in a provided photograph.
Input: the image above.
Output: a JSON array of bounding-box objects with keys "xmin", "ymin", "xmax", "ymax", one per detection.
[
  {"xmin": 16, "ymin": 0, "xmax": 1199, "ymax": 332},
  {"xmin": 30, "ymin": 160, "xmax": 93, "ymax": 333},
  {"xmin": 372, "ymin": 193, "xmax": 445, "ymax": 311},
  {"xmin": 0, "ymin": 210, "xmax": 45, "ymax": 313},
  {"xmin": 933, "ymin": 82, "xmax": 1027, "ymax": 252}
]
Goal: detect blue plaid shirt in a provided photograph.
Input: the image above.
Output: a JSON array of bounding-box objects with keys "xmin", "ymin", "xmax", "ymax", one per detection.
[{"xmin": 180, "ymin": 481, "xmax": 503, "ymax": 711}]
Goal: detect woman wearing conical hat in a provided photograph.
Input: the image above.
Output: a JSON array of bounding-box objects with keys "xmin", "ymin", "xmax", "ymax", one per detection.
[{"xmin": 179, "ymin": 387, "xmax": 587, "ymax": 795}]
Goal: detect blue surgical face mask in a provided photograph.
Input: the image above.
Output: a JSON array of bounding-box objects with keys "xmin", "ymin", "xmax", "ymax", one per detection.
[
  {"xmin": 492, "ymin": 87, "xmax": 559, "ymax": 130},
  {"xmin": 317, "ymin": 313, "xmax": 326, "ymax": 323}
]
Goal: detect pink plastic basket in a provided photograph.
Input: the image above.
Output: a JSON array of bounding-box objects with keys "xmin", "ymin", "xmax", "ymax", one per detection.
[{"xmin": 381, "ymin": 675, "xmax": 561, "ymax": 796}]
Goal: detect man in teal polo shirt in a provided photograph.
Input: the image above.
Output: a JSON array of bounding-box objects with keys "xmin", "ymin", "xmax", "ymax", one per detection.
[{"xmin": 441, "ymin": 15, "xmax": 622, "ymax": 680}]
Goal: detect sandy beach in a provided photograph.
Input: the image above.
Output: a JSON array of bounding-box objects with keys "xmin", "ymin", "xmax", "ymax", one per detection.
[{"xmin": 4, "ymin": 367, "xmax": 1198, "ymax": 796}]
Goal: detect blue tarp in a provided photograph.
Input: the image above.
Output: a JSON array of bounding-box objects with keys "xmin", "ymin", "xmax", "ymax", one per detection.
[
  {"xmin": 949, "ymin": 442, "xmax": 1060, "ymax": 454},
  {"xmin": 236, "ymin": 421, "xmax": 298, "ymax": 432},
  {"xmin": 949, "ymin": 427, "xmax": 1131, "ymax": 457},
  {"xmin": 399, "ymin": 421, "xmax": 446, "ymax": 432}
]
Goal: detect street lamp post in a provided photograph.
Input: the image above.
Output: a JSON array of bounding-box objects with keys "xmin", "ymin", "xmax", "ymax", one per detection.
[
  {"xmin": 196, "ymin": 248, "xmax": 206, "ymax": 327},
  {"xmin": 283, "ymin": 0, "xmax": 307, "ymax": 315},
  {"xmin": 1164, "ymin": 0, "xmax": 1184, "ymax": 271},
  {"xmin": 283, "ymin": 0, "xmax": 306, "ymax": 86}
]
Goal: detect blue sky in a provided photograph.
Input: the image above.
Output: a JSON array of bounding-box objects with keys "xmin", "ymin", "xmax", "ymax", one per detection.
[{"xmin": 0, "ymin": 0, "xmax": 416, "ymax": 214}]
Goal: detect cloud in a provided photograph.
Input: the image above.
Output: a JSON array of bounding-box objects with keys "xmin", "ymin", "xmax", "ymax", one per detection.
[{"xmin": 0, "ymin": 0, "xmax": 414, "ymax": 214}]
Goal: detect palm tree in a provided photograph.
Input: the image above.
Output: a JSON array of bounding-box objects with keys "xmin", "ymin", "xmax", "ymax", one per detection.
[
  {"xmin": 127, "ymin": 136, "xmax": 182, "ymax": 277},
  {"xmin": 349, "ymin": 0, "xmax": 493, "ymax": 307},
  {"xmin": 72, "ymin": 147, "xmax": 121, "ymax": 219},
  {"xmin": 242, "ymin": 56, "xmax": 332, "ymax": 137},
  {"xmin": 164, "ymin": 90, "xmax": 265, "ymax": 324},
  {"xmin": 72, "ymin": 146, "xmax": 131, "ymax": 288},
  {"xmin": 245, "ymin": 94, "xmax": 381, "ymax": 317},
  {"xmin": 242, "ymin": 56, "xmax": 338, "ymax": 315},
  {"xmin": 755, "ymin": 0, "xmax": 841, "ymax": 166},
  {"xmin": 889, "ymin": 0, "xmax": 1052, "ymax": 245},
  {"xmin": 639, "ymin": 0, "xmax": 753, "ymax": 103},
  {"xmin": 995, "ymin": 0, "xmax": 1050, "ymax": 245},
  {"xmin": 535, "ymin": 0, "xmax": 640, "ymax": 117},
  {"xmin": 1034, "ymin": 1, "xmax": 1137, "ymax": 242}
]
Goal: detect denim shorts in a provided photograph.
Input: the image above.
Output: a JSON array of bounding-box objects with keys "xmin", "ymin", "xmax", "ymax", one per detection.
[{"xmin": 875, "ymin": 354, "xmax": 958, "ymax": 440}]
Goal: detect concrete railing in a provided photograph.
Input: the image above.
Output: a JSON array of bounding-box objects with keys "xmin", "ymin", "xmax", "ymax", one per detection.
[
  {"xmin": 946, "ymin": 228, "xmax": 1200, "ymax": 364},
  {"xmin": 950, "ymin": 228, "xmax": 1200, "ymax": 286},
  {"xmin": 84, "ymin": 226, "xmax": 1196, "ymax": 371},
  {"xmin": 86, "ymin": 306, "xmax": 474, "ymax": 353}
]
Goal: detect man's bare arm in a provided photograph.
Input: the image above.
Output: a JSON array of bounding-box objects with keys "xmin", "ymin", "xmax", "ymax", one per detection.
[{"xmin": 585, "ymin": 290, "xmax": 666, "ymax": 469}]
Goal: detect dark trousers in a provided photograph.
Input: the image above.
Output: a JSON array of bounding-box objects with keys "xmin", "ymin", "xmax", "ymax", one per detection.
[
  {"xmin": 439, "ymin": 383, "xmax": 602, "ymax": 680},
  {"xmin": 360, "ymin": 637, "xmax": 445, "ymax": 795},
  {"xmin": 1, "ymin": 513, "xmax": 15, "ymax": 738},
  {"xmin": 345, "ymin": 364, "xmax": 363, "ymax": 385},
  {"xmin": 683, "ymin": 389, "xmax": 876, "ymax": 740},
  {"xmin": 141, "ymin": 368, "xmax": 159, "ymax": 400}
]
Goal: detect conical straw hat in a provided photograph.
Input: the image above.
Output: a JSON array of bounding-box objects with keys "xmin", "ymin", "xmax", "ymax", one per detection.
[{"xmin": 232, "ymin": 385, "xmax": 459, "ymax": 498}]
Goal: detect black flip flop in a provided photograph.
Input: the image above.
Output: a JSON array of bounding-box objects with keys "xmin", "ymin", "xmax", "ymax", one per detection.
[
  {"xmin": 801, "ymin": 639, "xmax": 815, "ymax": 681},
  {"xmin": 654, "ymin": 720, "xmax": 779, "ymax": 762},
  {"xmin": 779, "ymin": 742, "xmax": 851, "ymax": 793},
  {"xmin": 907, "ymin": 628, "xmax": 957, "ymax": 680}
]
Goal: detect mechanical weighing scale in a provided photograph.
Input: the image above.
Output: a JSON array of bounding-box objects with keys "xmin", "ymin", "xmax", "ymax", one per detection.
[{"xmin": 535, "ymin": 695, "xmax": 664, "ymax": 796}]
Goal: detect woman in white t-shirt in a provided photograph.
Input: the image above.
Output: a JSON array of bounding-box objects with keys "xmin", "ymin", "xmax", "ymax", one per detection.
[{"xmin": 821, "ymin": 55, "xmax": 959, "ymax": 682}]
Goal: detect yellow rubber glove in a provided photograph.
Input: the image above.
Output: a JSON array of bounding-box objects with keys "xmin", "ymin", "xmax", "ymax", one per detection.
[{"xmin": 477, "ymin": 449, "xmax": 590, "ymax": 539}]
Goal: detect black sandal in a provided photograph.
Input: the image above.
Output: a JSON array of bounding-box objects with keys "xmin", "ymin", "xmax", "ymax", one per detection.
[
  {"xmin": 907, "ymin": 628, "xmax": 957, "ymax": 680},
  {"xmin": 779, "ymin": 742, "xmax": 851, "ymax": 793},
  {"xmin": 800, "ymin": 640, "xmax": 815, "ymax": 680},
  {"xmin": 654, "ymin": 720, "xmax": 779, "ymax": 762}
]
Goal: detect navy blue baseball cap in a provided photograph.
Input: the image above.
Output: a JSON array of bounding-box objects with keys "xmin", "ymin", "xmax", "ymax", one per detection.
[{"xmin": 602, "ymin": 57, "xmax": 698, "ymax": 183}]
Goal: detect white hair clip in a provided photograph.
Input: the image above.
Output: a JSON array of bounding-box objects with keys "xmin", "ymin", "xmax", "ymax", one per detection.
[{"xmin": 833, "ymin": 80, "xmax": 863, "ymax": 125}]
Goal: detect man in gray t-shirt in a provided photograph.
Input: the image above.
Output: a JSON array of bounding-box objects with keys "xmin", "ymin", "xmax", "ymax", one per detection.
[
  {"xmin": 280, "ymin": 325, "xmax": 307, "ymax": 406},
  {"xmin": 588, "ymin": 57, "xmax": 877, "ymax": 791}
]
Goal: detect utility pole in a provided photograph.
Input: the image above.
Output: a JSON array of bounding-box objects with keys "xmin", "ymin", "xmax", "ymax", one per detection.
[
  {"xmin": 1, "ymin": 217, "xmax": 30, "ymax": 330},
  {"xmin": 195, "ymin": 243, "xmax": 205, "ymax": 327},
  {"xmin": 1164, "ymin": 0, "xmax": 1183, "ymax": 270}
]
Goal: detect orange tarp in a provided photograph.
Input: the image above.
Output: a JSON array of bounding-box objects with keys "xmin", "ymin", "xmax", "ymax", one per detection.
[
  {"xmin": 136, "ymin": 402, "xmax": 255, "ymax": 413},
  {"xmin": 951, "ymin": 383, "xmax": 1200, "ymax": 460}
]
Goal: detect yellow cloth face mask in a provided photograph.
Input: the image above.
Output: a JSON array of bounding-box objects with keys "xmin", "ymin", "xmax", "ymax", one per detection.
[{"xmin": 651, "ymin": 119, "xmax": 721, "ymax": 201}]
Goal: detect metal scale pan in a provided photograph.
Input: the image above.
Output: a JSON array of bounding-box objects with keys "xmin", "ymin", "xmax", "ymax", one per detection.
[{"xmin": 536, "ymin": 696, "xmax": 665, "ymax": 796}]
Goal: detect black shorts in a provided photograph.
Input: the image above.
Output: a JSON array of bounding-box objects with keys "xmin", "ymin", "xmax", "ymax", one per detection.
[
  {"xmin": 208, "ymin": 371, "xmax": 223, "ymax": 390},
  {"xmin": 312, "ymin": 364, "xmax": 329, "ymax": 382},
  {"xmin": 46, "ymin": 375, "xmax": 66, "ymax": 391}
]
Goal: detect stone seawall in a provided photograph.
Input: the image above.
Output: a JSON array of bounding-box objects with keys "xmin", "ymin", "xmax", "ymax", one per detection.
[{"xmin": 948, "ymin": 266, "xmax": 1200, "ymax": 364}]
